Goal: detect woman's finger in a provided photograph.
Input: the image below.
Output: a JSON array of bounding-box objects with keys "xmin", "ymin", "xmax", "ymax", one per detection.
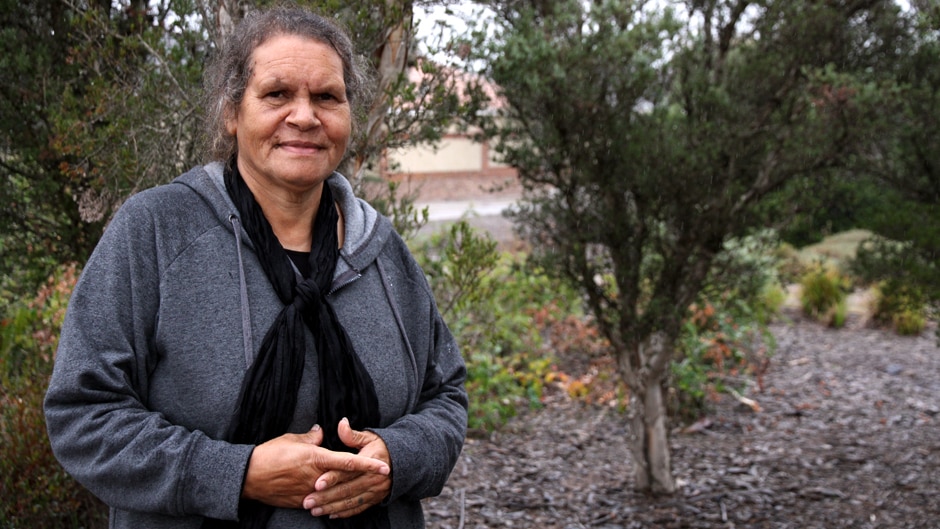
[
  {"xmin": 303, "ymin": 471, "xmax": 390, "ymax": 515},
  {"xmin": 312, "ymin": 449, "xmax": 390, "ymax": 478}
]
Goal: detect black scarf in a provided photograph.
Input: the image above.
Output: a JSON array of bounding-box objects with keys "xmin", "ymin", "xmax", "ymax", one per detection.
[{"xmin": 202, "ymin": 162, "xmax": 388, "ymax": 529}]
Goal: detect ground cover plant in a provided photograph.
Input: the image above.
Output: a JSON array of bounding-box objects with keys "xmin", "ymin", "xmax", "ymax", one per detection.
[{"xmin": 0, "ymin": 264, "xmax": 107, "ymax": 528}]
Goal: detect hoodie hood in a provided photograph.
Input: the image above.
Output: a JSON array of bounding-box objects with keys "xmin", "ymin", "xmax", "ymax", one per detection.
[{"xmin": 173, "ymin": 162, "xmax": 393, "ymax": 286}]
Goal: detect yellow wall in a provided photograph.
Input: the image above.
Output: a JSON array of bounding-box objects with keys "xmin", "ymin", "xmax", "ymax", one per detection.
[{"xmin": 387, "ymin": 136, "xmax": 484, "ymax": 173}]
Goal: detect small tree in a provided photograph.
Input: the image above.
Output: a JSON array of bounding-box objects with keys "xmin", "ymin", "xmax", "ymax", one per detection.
[{"xmin": 463, "ymin": 0, "xmax": 900, "ymax": 493}]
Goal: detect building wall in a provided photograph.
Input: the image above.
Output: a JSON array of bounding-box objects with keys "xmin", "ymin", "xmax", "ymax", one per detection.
[{"xmin": 383, "ymin": 134, "xmax": 519, "ymax": 201}]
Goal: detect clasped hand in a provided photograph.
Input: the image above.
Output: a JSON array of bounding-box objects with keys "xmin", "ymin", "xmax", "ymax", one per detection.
[{"xmin": 242, "ymin": 418, "xmax": 392, "ymax": 519}]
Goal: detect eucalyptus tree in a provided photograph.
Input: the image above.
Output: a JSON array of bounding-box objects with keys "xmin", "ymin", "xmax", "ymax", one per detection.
[{"xmin": 462, "ymin": 0, "xmax": 905, "ymax": 493}]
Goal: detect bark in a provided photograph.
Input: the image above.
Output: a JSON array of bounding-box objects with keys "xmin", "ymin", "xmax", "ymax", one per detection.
[
  {"xmin": 617, "ymin": 330, "xmax": 677, "ymax": 494},
  {"xmin": 351, "ymin": 1, "xmax": 413, "ymax": 185},
  {"xmin": 213, "ymin": 0, "xmax": 242, "ymax": 47}
]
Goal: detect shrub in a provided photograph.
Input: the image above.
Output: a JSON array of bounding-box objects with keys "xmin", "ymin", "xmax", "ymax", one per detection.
[
  {"xmin": 670, "ymin": 231, "xmax": 781, "ymax": 422},
  {"xmin": 756, "ymin": 281, "xmax": 788, "ymax": 325},
  {"xmin": 830, "ymin": 298, "xmax": 849, "ymax": 329},
  {"xmin": 799, "ymin": 263, "xmax": 850, "ymax": 327},
  {"xmin": 893, "ymin": 309, "xmax": 927, "ymax": 336},
  {"xmin": 360, "ymin": 175, "xmax": 429, "ymax": 242},
  {"xmin": 671, "ymin": 298, "xmax": 774, "ymax": 423},
  {"xmin": 871, "ymin": 282, "xmax": 928, "ymax": 336},
  {"xmin": 413, "ymin": 221, "xmax": 579, "ymax": 433},
  {"xmin": 775, "ymin": 242, "xmax": 809, "ymax": 284},
  {"xmin": 0, "ymin": 264, "xmax": 108, "ymax": 529},
  {"xmin": 704, "ymin": 229, "xmax": 790, "ymax": 325}
]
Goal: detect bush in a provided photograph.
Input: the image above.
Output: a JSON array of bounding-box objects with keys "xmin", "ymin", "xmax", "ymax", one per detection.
[
  {"xmin": 775, "ymin": 242, "xmax": 809, "ymax": 285},
  {"xmin": 671, "ymin": 298, "xmax": 774, "ymax": 423},
  {"xmin": 799, "ymin": 263, "xmax": 850, "ymax": 327},
  {"xmin": 758, "ymin": 282, "xmax": 788, "ymax": 323},
  {"xmin": 871, "ymin": 282, "xmax": 928, "ymax": 336},
  {"xmin": 670, "ymin": 231, "xmax": 782, "ymax": 422},
  {"xmin": 893, "ymin": 309, "xmax": 927, "ymax": 336},
  {"xmin": 0, "ymin": 264, "xmax": 107, "ymax": 529},
  {"xmin": 704, "ymin": 230, "xmax": 791, "ymax": 326},
  {"xmin": 413, "ymin": 221, "xmax": 579, "ymax": 433}
]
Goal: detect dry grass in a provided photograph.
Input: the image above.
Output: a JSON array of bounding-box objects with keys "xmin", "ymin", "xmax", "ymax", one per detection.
[
  {"xmin": 796, "ymin": 228, "xmax": 873, "ymax": 268},
  {"xmin": 786, "ymin": 229, "xmax": 876, "ymax": 320}
]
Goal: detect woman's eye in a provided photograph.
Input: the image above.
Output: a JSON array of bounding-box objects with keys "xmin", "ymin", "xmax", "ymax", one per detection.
[{"xmin": 265, "ymin": 91, "xmax": 286, "ymax": 99}]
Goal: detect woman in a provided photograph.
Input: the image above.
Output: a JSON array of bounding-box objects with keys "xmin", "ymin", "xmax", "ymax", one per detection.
[{"xmin": 43, "ymin": 6, "xmax": 467, "ymax": 529}]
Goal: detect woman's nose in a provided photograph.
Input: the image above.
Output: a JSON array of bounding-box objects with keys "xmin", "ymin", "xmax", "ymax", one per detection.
[{"xmin": 287, "ymin": 99, "xmax": 321, "ymax": 129}]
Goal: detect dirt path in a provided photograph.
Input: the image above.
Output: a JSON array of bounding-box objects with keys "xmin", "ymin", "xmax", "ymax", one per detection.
[{"xmin": 423, "ymin": 314, "xmax": 940, "ymax": 528}]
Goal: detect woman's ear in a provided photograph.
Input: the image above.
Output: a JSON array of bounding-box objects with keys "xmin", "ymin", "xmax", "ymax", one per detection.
[{"xmin": 224, "ymin": 104, "xmax": 238, "ymax": 136}]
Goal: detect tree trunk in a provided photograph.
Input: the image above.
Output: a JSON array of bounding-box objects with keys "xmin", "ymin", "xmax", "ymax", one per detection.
[
  {"xmin": 350, "ymin": 1, "xmax": 412, "ymax": 185},
  {"xmin": 627, "ymin": 381, "xmax": 675, "ymax": 493},
  {"xmin": 618, "ymin": 331, "xmax": 677, "ymax": 494},
  {"xmin": 214, "ymin": 0, "xmax": 243, "ymax": 47}
]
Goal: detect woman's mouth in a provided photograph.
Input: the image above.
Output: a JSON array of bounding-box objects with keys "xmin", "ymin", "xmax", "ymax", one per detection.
[{"xmin": 279, "ymin": 141, "xmax": 324, "ymax": 154}]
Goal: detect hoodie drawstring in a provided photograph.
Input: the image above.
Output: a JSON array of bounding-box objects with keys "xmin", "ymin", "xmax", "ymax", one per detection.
[{"xmin": 229, "ymin": 215, "xmax": 254, "ymax": 366}]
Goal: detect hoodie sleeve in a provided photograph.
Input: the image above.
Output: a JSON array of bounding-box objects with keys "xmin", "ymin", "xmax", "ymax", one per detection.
[
  {"xmin": 368, "ymin": 250, "xmax": 469, "ymax": 503},
  {"xmin": 43, "ymin": 192, "xmax": 253, "ymax": 520}
]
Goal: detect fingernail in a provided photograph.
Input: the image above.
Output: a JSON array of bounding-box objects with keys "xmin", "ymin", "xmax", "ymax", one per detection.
[
  {"xmin": 303, "ymin": 498, "xmax": 315, "ymax": 510},
  {"xmin": 310, "ymin": 424, "xmax": 321, "ymax": 431},
  {"xmin": 341, "ymin": 417, "xmax": 349, "ymax": 425}
]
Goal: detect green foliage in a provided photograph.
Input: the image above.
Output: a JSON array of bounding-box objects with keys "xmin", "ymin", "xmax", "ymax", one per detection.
[
  {"xmin": 0, "ymin": 264, "xmax": 107, "ymax": 528},
  {"xmin": 892, "ymin": 308, "xmax": 927, "ymax": 336},
  {"xmin": 412, "ymin": 221, "xmax": 580, "ymax": 432},
  {"xmin": 799, "ymin": 263, "xmax": 851, "ymax": 327},
  {"xmin": 768, "ymin": 171, "xmax": 885, "ymax": 249},
  {"xmin": 774, "ymin": 243, "xmax": 810, "ymax": 285},
  {"xmin": 830, "ymin": 298, "xmax": 849, "ymax": 329},
  {"xmin": 0, "ymin": 1, "xmax": 106, "ymax": 300},
  {"xmin": 672, "ymin": 299, "xmax": 772, "ymax": 423},
  {"xmin": 1, "ymin": 0, "xmax": 211, "ymax": 302},
  {"xmin": 843, "ymin": 6, "xmax": 940, "ymax": 328},
  {"xmin": 458, "ymin": 0, "xmax": 900, "ymax": 358},
  {"xmin": 704, "ymin": 230, "xmax": 788, "ymax": 325},
  {"xmin": 870, "ymin": 281, "xmax": 928, "ymax": 336},
  {"xmin": 759, "ymin": 282, "xmax": 788, "ymax": 323},
  {"xmin": 852, "ymin": 225, "xmax": 939, "ymax": 338},
  {"xmin": 358, "ymin": 176, "xmax": 429, "ymax": 242},
  {"xmin": 671, "ymin": 231, "xmax": 781, "ymax": 422}
]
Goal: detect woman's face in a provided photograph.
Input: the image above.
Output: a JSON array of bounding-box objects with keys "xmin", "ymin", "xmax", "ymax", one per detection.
[{"xmin": 226, "ymin": 34, "xmax": 351, "ymax": 197}]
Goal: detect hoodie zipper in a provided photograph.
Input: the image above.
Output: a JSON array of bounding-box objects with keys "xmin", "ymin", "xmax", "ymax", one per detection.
[{"xmin": 328, "ymin": 268, "xmax": 362, "ymax": 297}]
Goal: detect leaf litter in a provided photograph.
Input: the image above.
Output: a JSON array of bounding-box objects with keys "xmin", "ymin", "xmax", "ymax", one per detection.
[{"xmin": 424, "ymin": 314, "xmax": 940, "ymax": 529}]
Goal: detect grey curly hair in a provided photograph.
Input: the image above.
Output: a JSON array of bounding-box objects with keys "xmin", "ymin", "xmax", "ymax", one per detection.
[{"xmin": 202, "ymin": 6, "xmax": 374, "ymax": 163}]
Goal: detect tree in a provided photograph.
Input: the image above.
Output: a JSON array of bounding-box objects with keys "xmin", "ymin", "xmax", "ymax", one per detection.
[
  {"xmin": 0, "ymin": 0, "xmax": 97, "ymax": 300},
  {"xmin": 0, "ymin": 0, "xmax": 208, "ymax": 303},
  {"xmin": 462, "ymin": 0, "xmax": 904, "ymax": 493},
  {"xmin": 850, "ymin": 4, "xmax": 940, "ymax": 318}
]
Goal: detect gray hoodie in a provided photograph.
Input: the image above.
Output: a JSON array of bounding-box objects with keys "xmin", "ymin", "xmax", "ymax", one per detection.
[{"xmin": 44, "ymin": 163, "xmax": 468, "ymax": 528}]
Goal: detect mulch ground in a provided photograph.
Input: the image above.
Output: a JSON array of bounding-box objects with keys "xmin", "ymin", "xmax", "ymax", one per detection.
[{"xmin": 423, "ymin": 311, "xmax": 940, "ymax": 529}]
